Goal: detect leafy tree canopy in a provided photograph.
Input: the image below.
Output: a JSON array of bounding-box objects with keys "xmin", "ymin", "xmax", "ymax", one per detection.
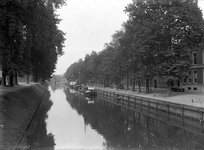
[{"xmin": 125, "ymin": 0, "xmax": 204, "ymax": 80}]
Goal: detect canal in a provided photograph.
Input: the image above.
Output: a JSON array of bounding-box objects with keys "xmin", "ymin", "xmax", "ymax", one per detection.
[{"xmin": 17, "ymin": 85, "xmax": 204, "ymax": 150}]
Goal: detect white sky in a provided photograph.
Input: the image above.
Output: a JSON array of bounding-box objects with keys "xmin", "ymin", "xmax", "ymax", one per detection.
[{"xmin": 55, "ymin": 0, "xmax": 204, "ymax": 75}]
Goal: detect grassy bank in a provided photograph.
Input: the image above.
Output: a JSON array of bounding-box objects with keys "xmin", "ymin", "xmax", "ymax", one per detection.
[{"xmin": 0, "ymin": 84, "xmax": 49, "ymax": 150}]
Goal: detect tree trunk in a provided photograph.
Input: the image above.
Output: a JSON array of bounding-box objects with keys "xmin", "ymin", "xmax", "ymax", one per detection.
[
  {"xmin": 1, "ymin": 69, "xmax": 6, "ymax": 86},
  {"xmin": 8, "ymin": 73, "xmax": 14, "ymax": 87},
  {"xmin": 166, "ymin": 80, "xmax": 172, "ymax": 96},
  {"xmin": 13, "ymin": 74, "xmax": 16, "ymax": 85},
  {"xmin": 13, "ymin": 71, "xmax": 18, "ymax": 85},
  {"xmin": 26, "ymin": 74, "xmax": 29, "ymax": 84},
  {"xmin": 149, "ymin": 78, "xmax": 152, "ymax": 92},
  {"xmin": 138, "ymin": 81, "xmax": 141, "ymax": 93},
  {"xmin": 146, "ymin": 78, "xmax": 149, "ymax": 93},
  {"xmin": 132, "ymin": 76, "xmax": 136, "ymax": 91},
  {"xmin": 107, "ymin": 75, "xmax": 109, "ymax": 87},
  {"xmin": 126, "ymin": 73, "xmax": 129, "ymax": 90}
]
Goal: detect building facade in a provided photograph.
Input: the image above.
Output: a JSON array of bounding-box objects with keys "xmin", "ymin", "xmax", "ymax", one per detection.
[
  {"xmin": 151, "ymin": 45, "xmax": 204, "ymax": 92},
  {"xmin": 183, "ymin": 45, "xmax": 204, "ymax": 92},
  {"xmin": 120, "ymin": 44, "xmax": 204, "ymax": 93}
]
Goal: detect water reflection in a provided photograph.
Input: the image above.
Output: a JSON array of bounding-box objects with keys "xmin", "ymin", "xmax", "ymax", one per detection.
[
  {"xmin": 17, "ymin": 89, "xmax": 55, "ymax": 149},
  {"xmin": 65, "ymin": 87, "xmax": 204, "ymax": 150},
  {"xmin": 18, "ymin": 86, "xmax": 204, "ymax": 150},
  {"xmin": 46, "ymin": 86, "xmax": 105, "ymax": 149},
  {"xmin": 50, "ymin": 84, "xmax": 65, "ymax": 92}
]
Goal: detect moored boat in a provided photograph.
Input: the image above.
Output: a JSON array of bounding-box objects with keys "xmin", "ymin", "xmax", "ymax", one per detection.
[{"xmin": 84, "ymin": 87, "xmax": 97, "ymax": 97}]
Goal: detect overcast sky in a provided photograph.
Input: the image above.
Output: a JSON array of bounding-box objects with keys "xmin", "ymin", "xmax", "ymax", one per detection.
[{"xmin": 55, "ymin": 0, "xmax": 204, "ymax": 75}]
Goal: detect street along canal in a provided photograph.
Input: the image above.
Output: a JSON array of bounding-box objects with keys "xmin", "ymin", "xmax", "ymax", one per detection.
[{"xmin": 17, "ymin": 85, "xmax": 204, "ymax": 150}]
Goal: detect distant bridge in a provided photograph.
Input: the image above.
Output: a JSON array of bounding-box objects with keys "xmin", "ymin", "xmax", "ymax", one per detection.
[{"xmin": 49, "ymin": 79, "xmax": 67, "ymax": 84}]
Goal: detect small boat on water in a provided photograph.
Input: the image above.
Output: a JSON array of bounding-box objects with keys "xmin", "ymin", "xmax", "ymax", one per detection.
[{"xmin": 85, "ymin": 87, "xmax": 97, "ymax": 97}]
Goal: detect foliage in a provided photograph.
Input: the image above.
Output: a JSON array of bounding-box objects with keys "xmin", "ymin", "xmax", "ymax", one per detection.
[
  {"xmin": 64, "ymin": 0, "xmax": 204, "ymax": 93},
  {"xmin": 125, "ymin": 0, "xmax": 204, "ymax": 80},
  {"xmin": 0, "ymin": 0, "xmax": 66, "ymax": 86}
]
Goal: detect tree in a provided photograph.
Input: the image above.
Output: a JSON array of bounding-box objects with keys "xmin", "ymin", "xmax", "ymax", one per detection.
[
  {"xmin": 0, "ymin": 0, "xmax": 26, "ymax": 86},
  {"xmin": 27, "ymin": 0, "xmax": 65, "ymax": 84},
  {"xmin": 0, "ymin": 0, "xmax": 66, "ymax": 86},
  {"xmin": 125, "ymin": 0, "xmax": 204, "ymax": 95}
]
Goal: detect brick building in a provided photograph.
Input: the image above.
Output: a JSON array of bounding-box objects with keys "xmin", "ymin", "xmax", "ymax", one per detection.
[
  {"xmin": 149, "ymin": 45, "xmax": 204, "ymax": 92},
  {"xmin": 120, "ymin": 44, "xmax": 204, "ymax": 93},
  {"xmin": 183, "ymin": 45, "xmax": 204, "ymax": 92}
]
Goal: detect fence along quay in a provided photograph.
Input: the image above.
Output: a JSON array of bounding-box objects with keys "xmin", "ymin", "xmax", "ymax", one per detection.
[{"xmin": 96, "ymin": 88, "xmax": 204, "ymax": 134}]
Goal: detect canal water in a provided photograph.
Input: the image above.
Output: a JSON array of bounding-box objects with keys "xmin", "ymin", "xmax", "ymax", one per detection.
[{"xmin": 18, "ymin": 85, "xmax": 204, "ymax": 150}]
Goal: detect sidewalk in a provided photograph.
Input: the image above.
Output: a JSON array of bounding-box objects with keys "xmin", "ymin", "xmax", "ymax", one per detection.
[{"xmin": 97, "ymin": 86, "xmax": 204, "ymax": 108}]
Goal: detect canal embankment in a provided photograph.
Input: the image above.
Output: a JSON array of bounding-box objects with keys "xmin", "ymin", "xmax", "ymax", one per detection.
[
  {"xmin": 96, "ymin": 87, "xmax": 204, "ymax": 133},
  {"xmin": 0, "ymin": 83, "xmax": 49, "ymax": 150},
  {"xmin": 96, "ymin": 87, "xmax": 204, "ymax": 107}
]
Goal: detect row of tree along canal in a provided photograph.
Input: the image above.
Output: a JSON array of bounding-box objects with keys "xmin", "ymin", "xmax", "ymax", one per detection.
[
  {"xmin": 64, "ymin": 0, "xmax": 204, "ymax": 96},
  {"xmin": 0, "ymin": 0, "xmax": 66, "ymax": 86}
]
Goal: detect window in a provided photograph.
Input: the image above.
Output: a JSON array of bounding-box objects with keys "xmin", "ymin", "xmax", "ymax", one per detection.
[
  {"xmin": 193, "ymin": 70, "xmax": 197, "ymax": 84},
  {"xmin": 188, "ymin": 71, "xmax": 192, "ymax": 84},
  {"xmin": 192, "ymin": 52, "xmax": 197, "ymax": 64},
  {"xmin": 183, "ymin": 77, "xmax": 186, "ymax": 84}
]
